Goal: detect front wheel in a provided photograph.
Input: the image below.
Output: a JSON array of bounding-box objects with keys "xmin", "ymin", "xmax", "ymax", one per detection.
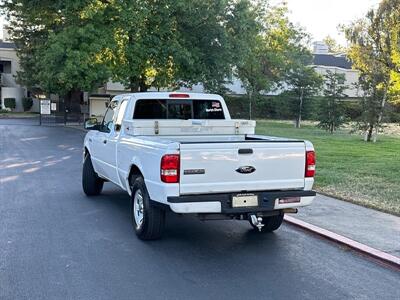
[
  {"xmin": 82, "ymin": 155, "xmax": 104, "ymax": 196},
  {"xmin": 250, "ymin": 213, "xmax": 284, "ymax": 232},
  {"xmin": 130, "ymin": 176, "xmax": 165, "ymax": 240}
]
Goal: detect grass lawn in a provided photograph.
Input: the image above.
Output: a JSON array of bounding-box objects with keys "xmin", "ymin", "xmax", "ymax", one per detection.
[{"xmin": 255, "ymin": 120, "xmax": 400, "ymax": 215}]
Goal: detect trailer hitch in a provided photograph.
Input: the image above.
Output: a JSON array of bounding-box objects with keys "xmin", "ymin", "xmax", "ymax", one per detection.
[{"xmin": 250, "ymin": 214, "xmax": 264, "ymax": 232}]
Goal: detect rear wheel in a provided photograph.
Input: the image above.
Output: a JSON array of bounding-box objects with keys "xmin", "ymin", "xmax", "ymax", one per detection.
[
  {"xmin": 130, "ymin": 176, "xmax": 165, "ymax": 240},
  {"xmin": 82, "ymin": 155, "xmax": 104, "ymax": 196},
  {"xmin": 250, "ymin": 213, "xmax": 284, "ymax": 232}
]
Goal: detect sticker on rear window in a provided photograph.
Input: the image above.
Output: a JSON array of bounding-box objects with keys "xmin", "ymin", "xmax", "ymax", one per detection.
[{"xmin": 206, "ymin": 108, "xmax": 222, "ymax": 112}]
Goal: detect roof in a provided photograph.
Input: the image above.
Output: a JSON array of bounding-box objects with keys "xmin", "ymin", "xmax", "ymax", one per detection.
[
  {"xmin": 0, "ymin": 41, "xmax": 16, "ymax": 49},
  {"xmin": 113, "ymin": 92, "xmax": 224, "ymax": 101},
  {"xmin": 313, "ymin": 54, "xmax": 352, "ymax": 70}
]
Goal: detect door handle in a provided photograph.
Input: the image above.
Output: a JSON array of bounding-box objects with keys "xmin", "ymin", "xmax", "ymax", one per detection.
[
  {"xmin": 238, "ymin": 148, "xmax": 253, "ymax": 154},
  {"xmin": 103, "ymin": 140, "xmax": 107, "ymax": 144}
]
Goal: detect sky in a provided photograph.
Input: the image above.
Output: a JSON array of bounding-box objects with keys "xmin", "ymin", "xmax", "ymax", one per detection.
[
  {"xmin": 1, "ymin": 0, "xmax": 381, "ymax": 43},
  {"xmin": 271, "ymin": 0, "xmax": 381, "ymax": 45}
]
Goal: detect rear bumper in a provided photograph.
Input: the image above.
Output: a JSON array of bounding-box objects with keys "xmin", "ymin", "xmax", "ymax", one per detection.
[{"xmin": 167, "ymin": 190, "xmax": 316, "ymax": 214}]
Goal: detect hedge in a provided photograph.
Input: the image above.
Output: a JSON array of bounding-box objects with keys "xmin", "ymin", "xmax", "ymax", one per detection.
[
  {"xmin": 4, "ymin": 98, "xmax": 16, "ymax": 110},
  {"xmin": 224, "ymin": 94, "xmax": 323, "ymax": 120},
  {"xmin": 223, "ymin": 94, "xmax": 400, "ymax": 123},
  {"xmin": 22, "ymin": 97, "xmax": 33, "ymax": 111}
]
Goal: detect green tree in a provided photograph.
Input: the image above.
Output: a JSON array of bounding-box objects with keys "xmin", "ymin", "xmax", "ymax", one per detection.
[
  {"xmin": 380, "ymin": 0, "xmax": 400, "ymax": 107},
  {"xmin": 174, "ymin": 0, "xmax": 240, "ymax": 92},
  {"xmin": 323, "ymin": 35, "xmax": 345, "ymax": 53},
  {"xmin": 355, "ymin": 70, "xmax": 389, "ymax": 141},
  {"xmin": 318, "ymin": 70, "xmax": 347, "ymax": 133},
  {"xmin": 105, "ymin": 0, "xmax": 254, "ymax": 93},
  {"xmin": 236, "ymin": 3, "xmax": 312, "ymax": 119},
  {"xmin": 2, "ymin": 0, "xmax": 320, "ymax": 109},
  {"xmin": 345, "ymin": 0, "xmax": 400, "ymax": 141},
  {"xmin": 284, "ymin": 53, "xmax": 323, "ymax": 128},
  {"xmin": 104, "ymin": 0, "xmax": 175, "ymax": 92},
  {"xmin": 1, "ymin": 0, "xmax": 57, "ymax": 89},
  {"xmin": 2, "ymin": 1, "xmax": 113, "ymax": 107}
]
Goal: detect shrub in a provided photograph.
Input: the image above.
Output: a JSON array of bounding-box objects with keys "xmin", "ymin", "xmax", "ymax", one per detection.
[
  {"xmin": 342, "ymin": 101, "xmax": 362, "ymax": 120},
  {"xmin": 223, "ymin": 95, "xmax": 247, "ymax": 118},
  {"xmin": 225, "ymin": 94, "xmax": 367, "ymax": 123},
  {"xmin": 22, "ymin": 97, "xmax": 33, "ymax": 111},
  {"xmin": 383, "ymin": 103, "xmax": 400, "ymax": 123},
  {"xmin": 224, "ymin": 94, "xmax": 319, "ymax": 121},
  {"xmin": 4, "ymin": 98, "xmax": 16, "ymax": 110}
]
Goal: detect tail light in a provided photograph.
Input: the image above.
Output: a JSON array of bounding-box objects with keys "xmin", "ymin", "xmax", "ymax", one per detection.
[
  {"xmin": 305, "ymin": 151, "xmax": 316, "ymax": 177},
  {"xmin": 169, "ymin": 93, "xmax": 190, "ymax": 98},
  {"xmin": 161, "ymin": 154, "xmax": 180, "ymax": 183}
]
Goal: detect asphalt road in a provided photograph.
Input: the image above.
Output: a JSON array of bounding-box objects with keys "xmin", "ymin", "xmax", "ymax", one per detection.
[{"xmin": 1, "ymin": 123, "xmax": 399, "ymax": 300}]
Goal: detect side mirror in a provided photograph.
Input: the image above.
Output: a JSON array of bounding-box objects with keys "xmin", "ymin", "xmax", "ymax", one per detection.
[{"xmin": 84, "ymin": 117, "xmax": 100, "ymax": 130}]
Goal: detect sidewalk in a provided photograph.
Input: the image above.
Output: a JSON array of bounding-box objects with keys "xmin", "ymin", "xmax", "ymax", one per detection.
[{"xmin": 294, "ymin": 194, "xmax": 400, "ymax": 257}]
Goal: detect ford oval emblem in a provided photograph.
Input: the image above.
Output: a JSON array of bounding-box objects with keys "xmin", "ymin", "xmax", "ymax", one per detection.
[{"xmin": 236, "ymin": 166, "xmax": 256, "ymax": 174}]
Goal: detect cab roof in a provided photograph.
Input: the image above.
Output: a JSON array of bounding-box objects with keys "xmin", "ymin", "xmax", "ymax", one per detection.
[{"xmin": 113, "ymin": 92, "xmax": 224, "ymax": 102}]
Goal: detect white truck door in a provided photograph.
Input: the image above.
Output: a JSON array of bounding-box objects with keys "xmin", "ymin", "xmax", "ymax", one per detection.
[
  {"xmin": 91, "ymin": 102, "xmax": 119, "ymax": 183},
  {"xmin": 99, "ymin": 99, "xmax": 129, "ymax": 185}
]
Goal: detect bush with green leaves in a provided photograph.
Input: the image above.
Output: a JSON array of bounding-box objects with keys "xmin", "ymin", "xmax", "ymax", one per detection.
[
  {"xmin": 225, "ymin": 93, "xmax": 373, "ymax": 124},
  {"xmin": 383, "ymin": 103, "xmax": 400, "ymax": 123},
  {"xmin": 225, "ymin": 94, "xmax": 323, "ymax": 121},
  {"xmin": 4, "ymin": 98, "xmax": 16, "ymax": 110},
  {"xmin": 317, "ymin": 71, "xmax": 348, "ymax": 133},
  {"xmin": 22, "ymin": 97, "xmax": 33, "ymax": 111},
  {"xmin": 342, "ymin": 101, "xmax": 362, "ymax": 120}
]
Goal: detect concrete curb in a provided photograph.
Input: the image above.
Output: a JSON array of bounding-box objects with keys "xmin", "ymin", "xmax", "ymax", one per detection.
[{"xmin": 284, "ymin": 215, "xmax": 400, "ymax": 271}]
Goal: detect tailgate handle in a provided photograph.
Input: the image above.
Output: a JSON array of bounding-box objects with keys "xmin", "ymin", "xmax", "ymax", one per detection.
[{"xmin": 238, "ymin": 148, "xmax": 253, "ymax": 154}]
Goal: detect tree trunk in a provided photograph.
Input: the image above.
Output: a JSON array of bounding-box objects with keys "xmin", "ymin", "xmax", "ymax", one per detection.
[
  {"xmin": 248, "ymin": 90, "xmax": 253, "ymax": 120},
  {"xmin": 365, "ymin": 124, "xmax": 374, "ymax": 142},
  {"xmin": 139, "ymin": 78, "xmax": 148, "ymax": 92},
  {"xmin": 373, "ymin": 84, "xmax": 389, "ymax": 143},
  {"xmin": 63, "ymin": 90, "xmax": 82, "ymax": 125},
  {"xmin": 129, "ymin": 75, "xmax": 140, "ymax": 92},
  {"xmin": 129, "ymin": 75, "xmax": 148, "ymax": 92},
  {"xmin": 129, "ymin": 83, "xmax": 139, "ymax": 92},
  {"xmin": 295, "ymin": 89, "xmax": 304, "ymax": 128}
]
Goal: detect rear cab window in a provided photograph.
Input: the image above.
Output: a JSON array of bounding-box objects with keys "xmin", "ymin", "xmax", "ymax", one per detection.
[{"xmin": 133, "ymin": 99, "xmax": 224, "ymax": 120}]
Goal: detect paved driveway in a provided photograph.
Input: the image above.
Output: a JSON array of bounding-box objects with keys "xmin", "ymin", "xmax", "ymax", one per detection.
[{"xmin": 1, "ymin": 123, "xmax": 399, "ymax": 300}]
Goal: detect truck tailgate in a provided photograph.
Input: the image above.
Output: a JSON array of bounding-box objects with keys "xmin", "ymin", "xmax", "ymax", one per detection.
[{"xmin": 179, "ymin": 142, "xmax": 306, "ymax": 195}]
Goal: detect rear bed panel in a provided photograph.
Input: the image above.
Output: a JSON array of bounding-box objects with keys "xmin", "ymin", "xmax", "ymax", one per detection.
[{"xmin": 179, "ymin": 142, "xmax": 306, "ymax": 195}]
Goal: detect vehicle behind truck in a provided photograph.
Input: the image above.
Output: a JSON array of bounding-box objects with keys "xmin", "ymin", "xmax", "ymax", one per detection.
[{"xmin": 82, "ymin": 92, "xmax": 316, "ymax": 240}]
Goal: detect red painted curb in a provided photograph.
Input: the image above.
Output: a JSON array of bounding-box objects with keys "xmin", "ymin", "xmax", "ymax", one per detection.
[{"xmin": 284, "ymin": 215, "xmax": 400, "ymax": 270}]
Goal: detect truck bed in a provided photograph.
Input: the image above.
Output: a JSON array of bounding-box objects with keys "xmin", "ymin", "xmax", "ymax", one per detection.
[
  {"xmin": 158, "ymin": 134, "xmax": 300, "ymax": 144},
  {"xmin": 133, "ymin": 134, "xmax": 301, "ymax": 145}
]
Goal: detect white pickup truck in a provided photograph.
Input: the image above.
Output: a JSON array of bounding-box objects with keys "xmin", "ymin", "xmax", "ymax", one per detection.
[{"xmin": 82, "ymin": 92, "xmax": 316, "ymax": 240}]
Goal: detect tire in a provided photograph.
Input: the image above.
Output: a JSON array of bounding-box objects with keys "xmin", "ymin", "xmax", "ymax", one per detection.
[
  {"xmin": 250, "ymin": 213, "xmax": 284, "ymax": 232},
  {"xmin": 130, "ymin": 176, "xmax": 165, "ymax": 240},
  {"xmin": 82, "ymin": 155, "xmax": 104, "ymax": 196}
]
